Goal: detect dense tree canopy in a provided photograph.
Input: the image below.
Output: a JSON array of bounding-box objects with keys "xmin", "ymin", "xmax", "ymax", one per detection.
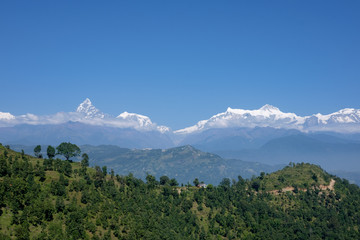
[{"xmin": 1, "ymin": 145, "xmax": 360, "ymax": 239}]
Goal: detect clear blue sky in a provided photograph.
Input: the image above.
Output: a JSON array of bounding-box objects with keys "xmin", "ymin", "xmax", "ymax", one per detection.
[{"xmin": 1, "ymin": 1, "xmax": 359, "ymax": 129}]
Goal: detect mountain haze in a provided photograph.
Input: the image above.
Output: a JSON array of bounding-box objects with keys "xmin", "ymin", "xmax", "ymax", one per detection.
[
  {"xmin": 216, "ymin": 134, "xmax": 360, "ymax": 171},
  {"xmin": 1, "ymin": 99, "xmax": 360, "ymax": 178},
  {"xmin": 1, "ymin": 98, "xmax": 360, "ymax": 149},
  {"xmin": 1, "ymin": 98, "xmax": 360, "ymax": 135}
]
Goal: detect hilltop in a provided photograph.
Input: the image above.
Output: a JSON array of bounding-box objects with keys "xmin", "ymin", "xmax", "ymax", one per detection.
[
  {"xmin": 261, "ymin": 163, "xmax": 332, "ymax": 191},
  {"xmin": 1, "ymin": 145, "xmax": 360, "ymax": 239}
]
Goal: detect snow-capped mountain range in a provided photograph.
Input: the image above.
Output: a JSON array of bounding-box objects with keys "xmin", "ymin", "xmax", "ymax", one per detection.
[
  {"xmin": 3, "ymin": 99, "xmax": 360, "ymax": 176},
  {"xmin": 176, "ymin": 104, "xmax": 360, "ymax": 134},
  {"xmin": 1, "ymin": 98, "xmax": 360, "ymax": 134},
  {"xmin": 0, "ymin": 98, "xmax": 169, "ymax": 133}
]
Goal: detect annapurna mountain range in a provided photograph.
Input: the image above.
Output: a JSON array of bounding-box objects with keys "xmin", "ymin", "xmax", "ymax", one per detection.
[
  {"xmin": 176, "ymin": 104, "xmax": 360, "ymax": 134},
  {"xmin": 1, "ymin": 98, "xmax": 360, "ymax": 133},
  {"xmin": 3, "ymin": 98, "xmax": 360, "ymax": 178},
  {"xmin": 0, "ymin": 98, "xmax": 360, "ymax": 149}
]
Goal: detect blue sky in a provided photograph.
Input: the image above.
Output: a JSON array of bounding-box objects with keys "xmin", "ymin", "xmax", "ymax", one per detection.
[{"xmin": 1, "ymin": 1, "xmax": 359, "ymax": 129}]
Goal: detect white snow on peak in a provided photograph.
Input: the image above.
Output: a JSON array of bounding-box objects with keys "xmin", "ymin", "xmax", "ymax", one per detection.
[
  {"xmin": 260, "ymin": 104, "xmax": 280, "ymax": 112},
  {"xmin": 176, "ymin": 105, "xmax": 360, "ymax": 134},
  {"xmin": 307, "ymin": 108, "xmax": 360, "ymax": 125},
  {"xmin": 116, "ymin": 112, "xmax": 153, "ymax": 128},
  {"xmin": 0, "ymin": 112, "xmax": 15, "ymax": 120},
  {"xmin": 157, "ymin": 125, "xmax": 171, "ymax": 133},
  {"xmin": 226, "ymin": 104, "xmax": 293, "ymax": 119},
  {"xmin": 175, "ymin": 105, "xmax": 304, "ymax": 134},
  {"xmin": 115, "ymin": 111, "xmax": 169, "ymax": 131},
  {"xmin": 175, "ymin": 120, "xmax": 208, "ymax": 134},
  {"xmin": 338, "ymin": 108, "xmax": 356, "ymax": 115},
  {"xmin": 0, "ymin": 99, "xmax": 168, "ymax": 132},
  {"xmin": 76, "ymin": 98, "xmax": 105, "ymax": 119},
  {"xmin": 2, "ymin": 100, "xmax": 360, "ymax": 134}
]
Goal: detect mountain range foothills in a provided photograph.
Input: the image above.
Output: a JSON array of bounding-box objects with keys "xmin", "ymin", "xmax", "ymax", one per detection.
[
  {"xmin": 10, "ymin": 144, "xmax": 283, "ymax": 185},
  {"xmin": 2, "ymin": 98, "xmax": 360, "ymax": 184}
]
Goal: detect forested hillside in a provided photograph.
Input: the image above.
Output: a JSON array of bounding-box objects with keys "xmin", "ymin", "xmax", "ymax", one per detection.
[
  {"xmin": 1, "ymin": 144, "xmax": 360, "ymax": 239},
  {"xmin": 9, "ymin": 144, "xmax": 283, "ymax": 185}
]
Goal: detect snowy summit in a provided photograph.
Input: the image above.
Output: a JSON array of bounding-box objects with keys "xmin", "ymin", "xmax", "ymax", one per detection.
[
  {"xmin": 76, "ymin": 98, "xmax": 105, "ymax": 119},
  {"xmin": 175, "ymin": 104, "xmax": 303, "ymax": 134},
  {"xmin": 0, "ymin": 112, "xmax": 16, "ymax": 120},
  {"xmin": 116, "ymin": 112, "xmax": 153, "ymax": 128}
]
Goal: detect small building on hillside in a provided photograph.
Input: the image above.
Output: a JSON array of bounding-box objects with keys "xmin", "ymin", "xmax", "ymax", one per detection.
[{"xmin": 198, "ymin": 183, "xmax": 207, "ymax": 188}]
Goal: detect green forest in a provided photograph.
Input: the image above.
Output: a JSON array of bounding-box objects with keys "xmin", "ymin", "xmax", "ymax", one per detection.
[{"xmin": 1, "ymin": 143, "xmax": 360, "ymax": 239}]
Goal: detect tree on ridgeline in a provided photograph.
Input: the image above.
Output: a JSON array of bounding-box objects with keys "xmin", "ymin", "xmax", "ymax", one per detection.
[
  {"xmin": 146, "ymin": 174, "xmax": 158, "ymax": 188},
  {"xmin": 47, "ymin": 145, "xmax": 56, "ymax": 159},
  {"xmin": 169, "ymin": 178, "xmax": 178, "ymax": 186},
  {"xmin": 34, "ymin": 145, "xmax": 42, "ymax": 158},
  {"xmin": 193, "ymin": 178, "xmax": 200, "ymax": 187},
  {"xmin": 56, "ymin": 142, "xmax": 80, "ymax": 161},
  {"xmin": 160, "ymin": 175, "xmax": 170, "ymax": 185}
]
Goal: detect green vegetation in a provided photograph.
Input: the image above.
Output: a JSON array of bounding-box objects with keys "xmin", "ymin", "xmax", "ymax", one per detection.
[
  {"xmin": 33, "ymin": 145, "xmax": 42, "ymax": 158},
  {"xmin": 46, "ymin": 146, "xmax": 55, "ymax": 160},
  {"xmin": 1, "ymin": 144, "xmax": 360, "ymax": 239},
  {"xmin": 259, "ymin": 162, "xmax": 331, "ymax": 191}
]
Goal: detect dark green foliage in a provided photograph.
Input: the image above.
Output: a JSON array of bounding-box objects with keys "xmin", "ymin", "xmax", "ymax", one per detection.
[
  {"xmin": 81, "ymin": 153, "xmax": 89, "ymax": 167},
  {"xmin": 14, "ymin": 221, "xmax": 30, "ymax": 240},
  {"xmin": 160, "ymin": 175, "xmax": 170, "ymax": 185},
  {"xmin": 56, "ymin": 142, "xmax": 81, "ymax": 161},
  {"xmin": 51, "ymin": 181, "xmax": 66, "ymax": 196},
  {"xmin": 0, "ymin": 155, "xmax": 9, "ymax": 177},
  {"xmin": 66, "ymin": 210, "xmax": 86, "ymax": 239},
  {"xmin": 169, "ymin": 178, "xmax": 179, "ymax": 186},
  {"xmin": 1, "ymin": 145, "xmax": 360, "ymax": 239},
  {"xmin": 63, "ymin": 160, "xmax": 72, "ymax": 177},
  {"xmin": 43, "ymin": 158, "xmax": 53, "ymax": 170},
  {"xmin": 251, "ymin": 179, "xmax": 261, "ymax": 191},
  {"xmin": 55, "ymin": 197, "xmax": 65, "ymax": 212},
  {"xmin": 193, "ymin": 178, "xmax": 200, "ymax": 186},
  {"xmin": 94, "ymin": 166, "xmax": 104, "ymax": 188},
  {"xmin": 34, "ymin": 145, "xmax": 41, "ymax": 158},
  {"xmin": 102, "ymin": 166, "xmax": 107, "ymax": 175},
  {"xmin": 48, "ymin": 221, "xmax": 65, "ymax": 239},
  {"xmin": 146, "ymin": 174, "xmax": 158, "ymax": 188},
  {"xmin": 47, "ymin": 145, "xmax": 55, "ymax": 159},
  {"xmin": 220, "ymin": 178, "xmax": 231, "ymax": 189}
]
